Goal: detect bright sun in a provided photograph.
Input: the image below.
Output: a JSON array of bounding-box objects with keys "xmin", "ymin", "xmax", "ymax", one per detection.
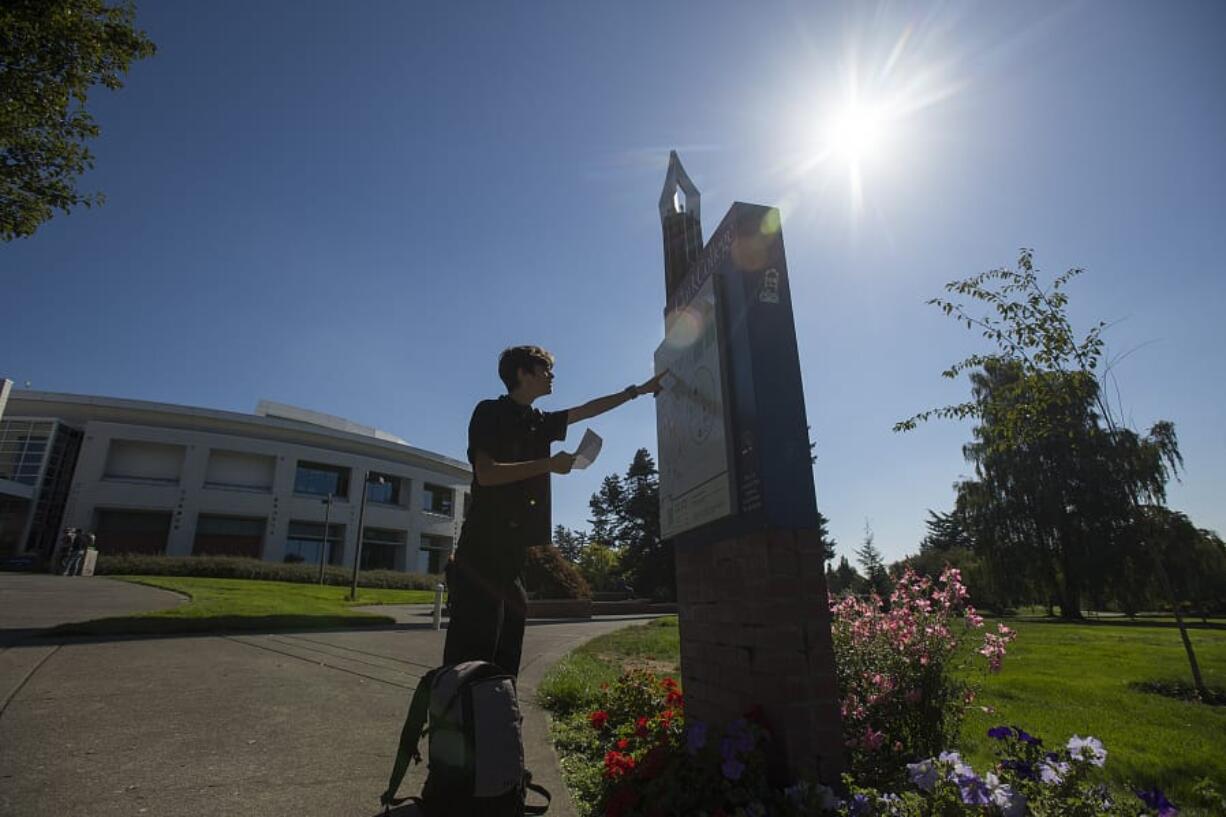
[{"xmin": 828, "ymin": 101, "xmax": 886, "ymax": 164}]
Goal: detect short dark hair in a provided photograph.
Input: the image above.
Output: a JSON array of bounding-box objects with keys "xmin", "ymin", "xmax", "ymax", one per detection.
[{"xmin": 498, "ymin": 346, "xmax": 554, "ymax": 392}]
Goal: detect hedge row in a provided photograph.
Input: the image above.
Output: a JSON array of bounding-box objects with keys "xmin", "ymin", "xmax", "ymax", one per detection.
[{"xmin": 95, "ymin": 554, "xmax": 442, "ymax": 591}]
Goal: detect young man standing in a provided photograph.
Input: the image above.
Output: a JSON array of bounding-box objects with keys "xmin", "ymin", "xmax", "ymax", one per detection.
[{"xmin": 443, "ymin": 345, "xmax": 665, "ymax": 677}]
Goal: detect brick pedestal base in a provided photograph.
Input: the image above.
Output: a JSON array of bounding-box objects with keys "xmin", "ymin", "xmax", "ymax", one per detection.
[{"xmin": 675, "ymin": 527, "xmax": 843, "ymax": 783}]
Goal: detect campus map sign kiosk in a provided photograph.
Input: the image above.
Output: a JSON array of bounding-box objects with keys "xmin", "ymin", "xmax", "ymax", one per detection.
[{"xmin": 654, "ymin": 152, "xmax": 843, "ymax": 783}]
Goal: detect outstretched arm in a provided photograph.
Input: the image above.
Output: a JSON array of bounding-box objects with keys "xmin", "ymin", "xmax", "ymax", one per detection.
[{"xmin": 566, "ymin": 371, "xmax": 668, "ymax": 425}]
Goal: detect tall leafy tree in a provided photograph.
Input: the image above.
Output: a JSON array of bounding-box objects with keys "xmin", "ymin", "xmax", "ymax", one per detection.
[
  {"xmin": 2, "ymin": 0, "xmax": 157, "ymax": 239},
  {"xmin": 897, "ymin": 249, "xmax": 1206, "ymax": 694}
]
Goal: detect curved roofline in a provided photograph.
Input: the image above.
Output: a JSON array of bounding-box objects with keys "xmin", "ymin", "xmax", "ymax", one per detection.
[{"xmin": 4, "ymin": 390, "xmax": 470, "ymax": 478}]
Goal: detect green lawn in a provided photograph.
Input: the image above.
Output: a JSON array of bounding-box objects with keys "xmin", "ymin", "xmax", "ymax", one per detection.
[
  {"xmin": 958, "ymin": 618, "xmax": 1226, "ymax": 803},
  {"xmin": 48, "ymin": 576, "xmax": 440, "ymax": 636},
  {"xmin": 539, "ymin": 615, "xmax": 1226, "ymax": 807}
]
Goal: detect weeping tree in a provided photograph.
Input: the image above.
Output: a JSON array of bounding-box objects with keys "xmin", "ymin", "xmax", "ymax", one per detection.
[{"xmin": 896, "ymin": 249, "xmax": 1207, "ymax": 697}]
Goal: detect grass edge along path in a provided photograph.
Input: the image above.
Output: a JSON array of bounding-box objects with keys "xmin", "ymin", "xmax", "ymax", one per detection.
[
  {"xmin": 537, "ymin": 615, "xmax": 1226, "ymax": 813},
  {"xmin": 45, "ymin": 575, "xmax": 439, "ymax": 637}
]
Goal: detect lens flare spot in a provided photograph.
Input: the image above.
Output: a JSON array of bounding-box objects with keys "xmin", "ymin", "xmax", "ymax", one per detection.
[
  {"xmin": 662, "ymin": 306, "xmax": 702, "ymax": 351},
  {"xmin": 732, "ymin": 234, "xmax": 770, "ymax": 271},
  {"xmin": 759, "ymin": 209, "xmax": 781, "ymax": 235}
]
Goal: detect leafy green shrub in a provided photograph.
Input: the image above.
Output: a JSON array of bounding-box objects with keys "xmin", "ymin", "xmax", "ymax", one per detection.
[
  {"xmin": 524, "ymin": 545, "xmax": 592, "ymax": 600},
  {"xmin": 95, "ymin": 554, "xmax": 440, "ymax": 590}
]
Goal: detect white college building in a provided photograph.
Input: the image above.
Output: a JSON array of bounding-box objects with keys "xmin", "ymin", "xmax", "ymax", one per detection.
[{"xmin": 0, "ymin": 380, "xmax": 471, "ymax": 574}]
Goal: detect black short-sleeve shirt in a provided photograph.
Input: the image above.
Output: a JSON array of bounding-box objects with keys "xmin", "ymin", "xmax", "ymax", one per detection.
[{"xmin": 457, "ymin": 396, "xmax": 568, "ymax": 582}]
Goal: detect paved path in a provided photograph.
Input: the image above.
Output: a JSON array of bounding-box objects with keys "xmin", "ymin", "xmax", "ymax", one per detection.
[{"xmin": 0, "ymin": 575, "xmax": 658, "ymax": 817}]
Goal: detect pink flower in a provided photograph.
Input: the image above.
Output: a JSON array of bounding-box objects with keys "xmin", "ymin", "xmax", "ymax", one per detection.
[{"xmin": 861, "ymin": 726, "xmax": 885, "ymax": 751}]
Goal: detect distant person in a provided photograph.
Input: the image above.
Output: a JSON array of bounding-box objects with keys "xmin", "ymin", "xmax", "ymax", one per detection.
[
  {"xmin": 62, "ymin": 531, "xmax": 86, "ymax": 576},
  {"xmin": 443, "ymin": 345, "xmax": 664, "ymax": 677},
  {"xmin": 54, "ymin": 528, "xmax": 78, "ymax": 574}
]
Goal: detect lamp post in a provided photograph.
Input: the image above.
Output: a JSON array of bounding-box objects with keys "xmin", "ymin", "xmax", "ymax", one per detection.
[
  {"xmin": 348, "ymin": 472, "xmax": 386, "ymax": 601},
  {"xmin": 317, "ymin": 493, "xmax": 332, "ymax": 585}
]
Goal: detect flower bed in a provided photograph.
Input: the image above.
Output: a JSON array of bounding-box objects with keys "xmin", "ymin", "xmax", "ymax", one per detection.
[{"xmin": 544, "ymin": 566, "xmax": 1219, "ymax": 815}]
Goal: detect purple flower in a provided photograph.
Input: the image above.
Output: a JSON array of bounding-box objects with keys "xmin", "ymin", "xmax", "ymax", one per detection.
[
  {"xmin": 726, "ymin": 718, "xmax": 755, "ymax": 753},
  {"xmin": 847, "ymin": 793, "xmax": 871, "ymax": 816},
  {"xmin": 938, "ymin": 750, "xmax": 974, "ymax": 780},
  {"xmin": 1001, "ymin": 759, "xmax": 1036, "ymax": 781},
  {"xmin": 1067, "ymin": 735, "xmax": 1107, "ymax": 767},
  {"xmin": 957, "ymin": 773, "xmax": 991, "ymax": 805},
  {"xmin": 685, "ymin": 721, "xmax": 708, "ymax": 755},
  {"xmin": 1136, "ymin": 787, "xmax": 1178, "ymax": 817},
  {"xmin": 907, "ymin": 758, "xmax": 938, "ymax": 792},
  {"xmin": 1011, "ymin": 725, "xmax": 1041, "ymax": 746},
  {"xmin": 987, "ymin": 726, "xmax": 1013, "ymax": 740},
  {"xmin": 985, "ymin": 773, "xmax": 1026, "ymax": 817},
  {"xmin": 1038, "ymin": 760, "xmax": 1068, "ymax": 785},
  {"xmin": 721, "ymin": 756, "xmax": 746, "ymax": 781}
]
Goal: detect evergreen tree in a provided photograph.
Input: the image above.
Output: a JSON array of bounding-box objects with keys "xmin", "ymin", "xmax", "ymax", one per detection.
[
  {"xmin": 588, "ymin": 474, "xmax": 626, "ymax": 545},
  {"xmin": 816, "ymin": 510, "xmax": 837, "ymax": 563},
  {"xmin": 827, "ymin": 556, "xmax": 862, "ymax": 596},
  {"xmin": 855, "ymin": 521, "xmax": 891, "ymax": 599},
  {"xmin": 617, "ymin": 449, "xmax": 673, "ymax": 600},
  {"xmin": 552, "ymin": 524, "xmax": 587, "ymax": 563}
]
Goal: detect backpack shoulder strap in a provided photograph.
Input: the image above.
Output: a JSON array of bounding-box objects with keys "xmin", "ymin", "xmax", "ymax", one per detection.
[
  {"xmin": 524, "ymin": 770, "xmax": 552, "ymax": 816},
  {"xmin": 381, "ymin": 668, "xmax": 438, "ymax": 809}
]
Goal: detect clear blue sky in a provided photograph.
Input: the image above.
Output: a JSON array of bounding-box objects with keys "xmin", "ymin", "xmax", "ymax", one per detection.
[{"xmin": 4, "ymin": 1, "xmax": 1224, "ymax": 564}]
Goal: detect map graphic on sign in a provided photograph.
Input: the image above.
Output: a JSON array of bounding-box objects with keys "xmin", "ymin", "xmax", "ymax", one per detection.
[{"xmin": 654, "ymin": 275, "xmax": 732, "ymax": 539}]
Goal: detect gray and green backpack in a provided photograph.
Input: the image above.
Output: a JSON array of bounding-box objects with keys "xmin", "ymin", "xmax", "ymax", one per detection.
[{"xmin": 381, "ymin": 661, "xmax": 551, "ymax": 817}]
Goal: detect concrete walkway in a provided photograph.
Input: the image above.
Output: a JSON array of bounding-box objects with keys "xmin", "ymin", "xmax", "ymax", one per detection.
[{"xmin": 0, "ymin": 575, "xmax": 659, "ymax": 817}]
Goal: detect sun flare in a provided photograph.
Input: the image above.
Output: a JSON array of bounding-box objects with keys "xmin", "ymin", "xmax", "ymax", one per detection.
[{"xmin": 828, "ymin": 102, "xmax": 885, "ymax": 164}]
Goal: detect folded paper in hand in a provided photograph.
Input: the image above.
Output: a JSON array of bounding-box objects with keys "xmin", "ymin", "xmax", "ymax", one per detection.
[{"xmin": 572, "ymin": 429, "xmax": 603, "ymax": 470}]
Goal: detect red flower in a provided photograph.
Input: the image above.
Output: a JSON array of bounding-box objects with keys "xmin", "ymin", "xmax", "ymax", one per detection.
[
  {"xmin": 666, "ymin": 689, "xmax": 684, "ymax": 706},
  {"xmin": 661, "ymin": 676, "xmax": 678, "ymax": 690},
  {"xmin": 603, "ymin": 750, "xmax": 636, "ymax": 780},
  {"xmin": 590, "ymin": 709, "xmax": 609, "ymax": 731},
  {"xmin": 635, "ymin": 716, "xmax": 650, "ymax": 738},
  {"xmin": 617, "ymin": 738, "xmax": 629, "ymax": 750}
]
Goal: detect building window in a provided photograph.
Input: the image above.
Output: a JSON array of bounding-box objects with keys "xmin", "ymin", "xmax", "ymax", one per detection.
[
  {"xmin": 0, "ymin": 420, "xmax": 54, "ymax": 485},
  {"xmin": 294, "ymin": 461, "xmax": 350, "ymax": 498},
  {"xmin": 204, "ymin": 449, "xmax": 275, "ymax": 492},
  {"xmin": 193, "ymin": 515, "xmax": 265, "ymax": 559},
  {"xmin": 94, "ymin": 509, "xmax": 172, "ymax": 555},
  {"xmin": 365, "ymin": 472, "xmax": 402, "ymax": 505},
  {"xmin": 423, "ymin": 483, "xmax": 454, "ymax": 517},
  {"xmin": 420, "ymin": 533, "xmax": 453, "ymax": 574},
  {"xmin": 286, "ymin": 520, "xmax": 346, "ymax": 566},
  {"xmin": 102, "ymin": 439, "xmax": 185, "ymax": 484},
  {"xmin": 360, "ymin": 527, "xmax": 406, "ymax": 571}
]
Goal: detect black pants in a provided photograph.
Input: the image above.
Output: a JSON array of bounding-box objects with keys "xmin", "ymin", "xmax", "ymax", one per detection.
[{"xmin": 442, "ymin": 563, "xmax": 527, "ymax": 677}]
